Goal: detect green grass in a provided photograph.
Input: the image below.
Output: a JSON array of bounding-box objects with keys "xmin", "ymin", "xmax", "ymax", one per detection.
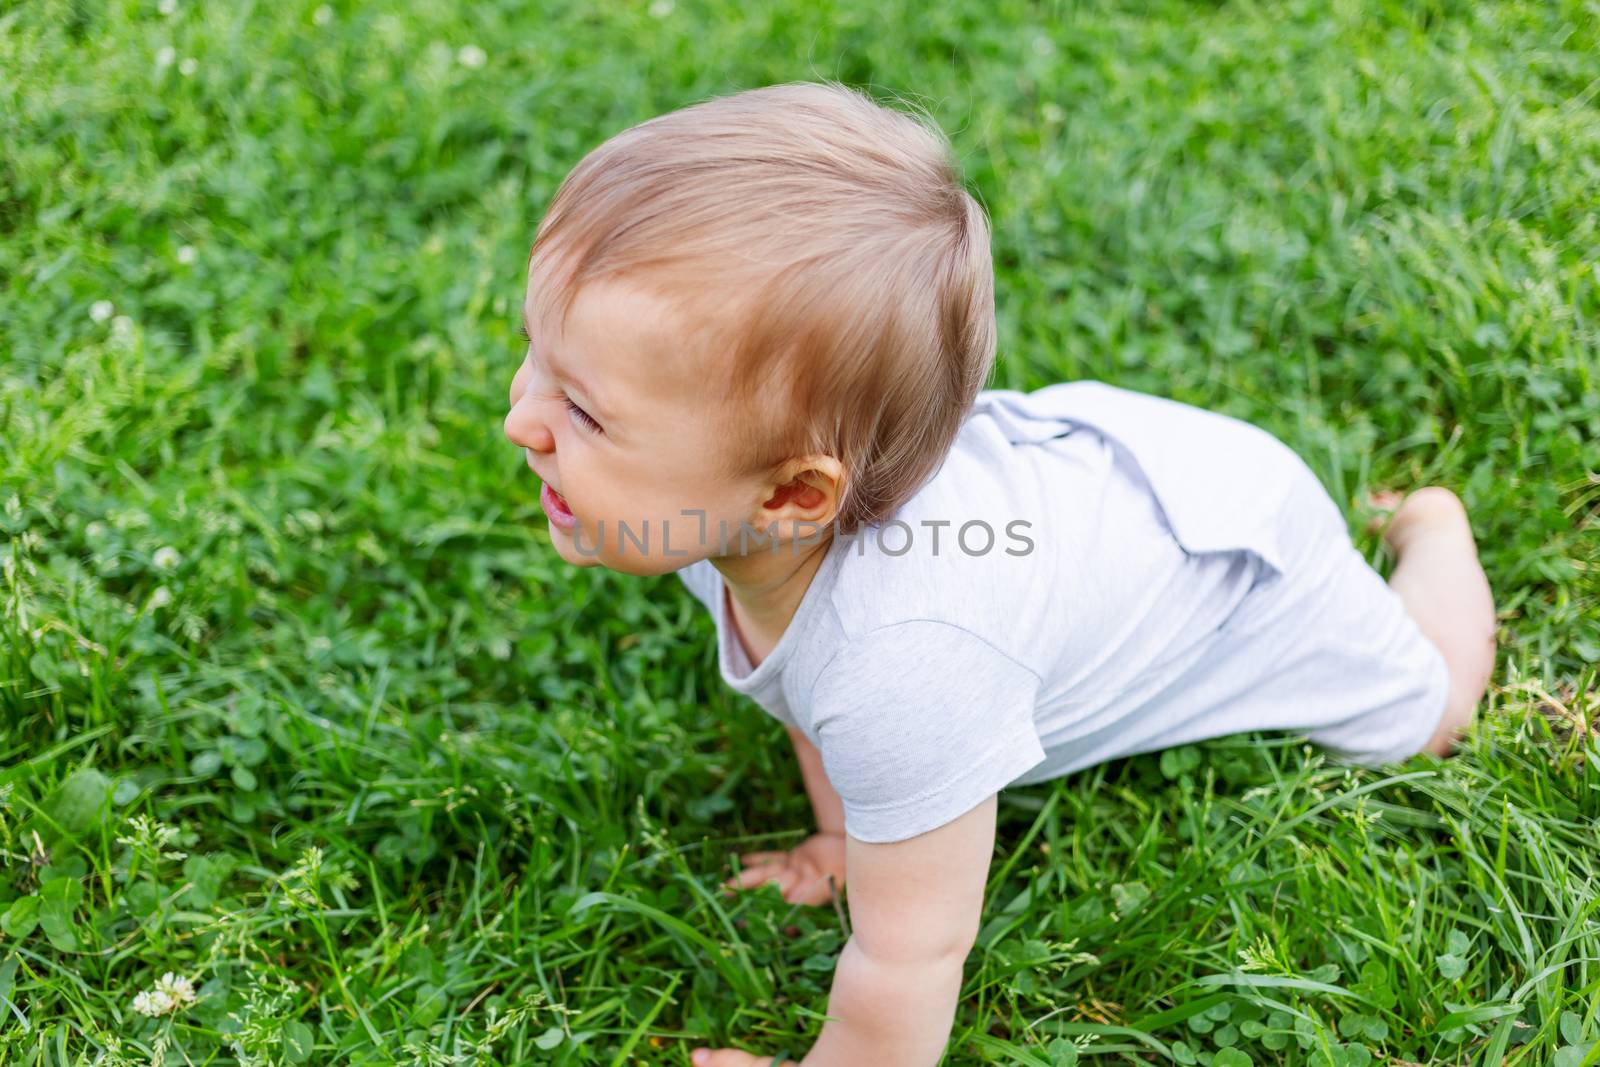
[{"xmin": 2, "ymin": 0, "xmax": 1597, "ymax": 1063}]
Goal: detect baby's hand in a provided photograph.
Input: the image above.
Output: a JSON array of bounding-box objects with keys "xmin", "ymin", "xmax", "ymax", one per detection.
[{"xmin": 724, "ymin": 832, "xmax": 846, "ymax": 906}]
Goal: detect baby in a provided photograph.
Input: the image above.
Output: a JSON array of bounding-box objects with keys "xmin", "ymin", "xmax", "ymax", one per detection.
[{"xmin": 502, "ymin": 80, "xmax": 1497, "ymax": 1066}]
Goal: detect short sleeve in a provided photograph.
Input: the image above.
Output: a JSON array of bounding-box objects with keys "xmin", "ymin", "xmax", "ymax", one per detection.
[{"xmin": 807, "ymin": 619, "xmax": 1046, "ymax": 844}]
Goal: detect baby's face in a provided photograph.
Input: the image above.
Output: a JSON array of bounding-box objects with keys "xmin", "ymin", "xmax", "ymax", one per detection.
[{"xmin": 503, "ymin": 270, "xmax": 769, "ymax": 576}]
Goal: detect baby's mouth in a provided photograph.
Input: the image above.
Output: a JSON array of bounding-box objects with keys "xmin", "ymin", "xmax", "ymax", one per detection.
[
  {"xmin": 540, "ymin": 481, "xmax": 577, "ymax": 527},
  {"xmin": 524, "ymin": 449, "xmax": 577, "ymax": 527}
]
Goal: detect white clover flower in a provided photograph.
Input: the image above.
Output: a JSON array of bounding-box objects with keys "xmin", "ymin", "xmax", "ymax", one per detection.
[
  {"xmin": 176, "ymin": 244, "xmax": 197, "ymax": 265},
  {"xmin": 179, "ymin": 56, "xmax": 198, "ymax": 76},
  {"xmin": 456, "ymin": 44, "xmax": 487, "ymax": 69},
  {"xmin": 89, "ymin": 300, "xmax": 115, "ymax": 323},
  {"xmin": 159, "ymin": 0, "xmax": 177, "ymax": 14},
  {"xmin": 148, "ymin": 586, "xmax": 173, "ymax": 610},
  {"xmin": 156, "ymin": 973, "xmax": 197, "ymax": 1007},
  {"xmin": 648, "ymin": 0, "xmax": 675, "ymax": 15},
  {"xmin": 152, "ymin": 546, "xmax": 181, "ymax": 570},
  {"xmin": 132, "ymin": 990, "xmax": 174, "ymax": 1017},
  {"xmin": 131, "ymin": 973, "xmax": 195, "ymax": 1017},
  {"xmin": 111, "ymin": 314, "xmax": 135, "ymax": 338},
  {"xmin": 155, "ymin": 45, "xmax": 176, "ymax": 70},
  {"xmin": 313, "ymin": 4, "xmax": 333, "ymax": 25}
]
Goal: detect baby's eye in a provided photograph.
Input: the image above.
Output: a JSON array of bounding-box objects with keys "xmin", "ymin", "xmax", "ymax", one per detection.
[{"xmin": 565, "ymin": 396, "xmax": 602, "ymax": 434}]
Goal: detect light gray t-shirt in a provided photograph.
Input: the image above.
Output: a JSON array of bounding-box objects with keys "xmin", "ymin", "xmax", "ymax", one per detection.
[{"xmin": 673, "ymin": 379, "xmax": 1340, "ymax": 843}]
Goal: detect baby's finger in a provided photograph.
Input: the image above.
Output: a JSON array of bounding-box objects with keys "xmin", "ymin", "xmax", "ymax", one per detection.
[
  {"xmin": 726, "ymin": 865, "xmax": 795, "ymax": 891},
  {"xmin": 736, "ymin": 850, "xmax": 791, "ymax": 868},
  {"xmin": 783, "ymin": 872, "xmax": 837, "ymax": 907}
]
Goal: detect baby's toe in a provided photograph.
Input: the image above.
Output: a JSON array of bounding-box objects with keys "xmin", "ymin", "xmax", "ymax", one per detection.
[{"xmin": 1360, "ymin": 489, "xmax": 1405, "ymax": 536}]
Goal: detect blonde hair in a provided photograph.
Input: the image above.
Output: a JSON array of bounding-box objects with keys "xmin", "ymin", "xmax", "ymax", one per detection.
[{"xmin": 527, "ymin": 80, "xmax": 997, "ymax": 537}]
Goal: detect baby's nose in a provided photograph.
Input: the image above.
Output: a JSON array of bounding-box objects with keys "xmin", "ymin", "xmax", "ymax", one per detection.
[
  {"xmin": 503, "ymin": 404, "xmax": 555, "ymax": 453},
  {"xmin": 508, "ymin": 360, "xmax": 532, "ymax": 407}
]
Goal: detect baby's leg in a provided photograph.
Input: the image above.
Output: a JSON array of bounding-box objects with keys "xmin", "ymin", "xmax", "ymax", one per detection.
[{"xmin": 1374, "ymin": 487, "xmax": 1497, "ymax": 756}]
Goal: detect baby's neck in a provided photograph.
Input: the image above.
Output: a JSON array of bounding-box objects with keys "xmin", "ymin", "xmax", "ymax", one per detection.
[{"xmin": 714, "ymin": 533, "xmax": 833, "ymax": 670}]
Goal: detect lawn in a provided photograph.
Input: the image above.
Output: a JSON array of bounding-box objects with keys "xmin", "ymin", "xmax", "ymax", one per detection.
[{"xmin": 2, "ymin": 0, "xmax": 1598, "ymax": 1063}]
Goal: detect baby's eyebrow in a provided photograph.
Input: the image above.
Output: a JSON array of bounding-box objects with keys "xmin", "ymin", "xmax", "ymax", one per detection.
[{"xmin": 521, "ymin": 306, "xmax": 613, "ymax": 423}]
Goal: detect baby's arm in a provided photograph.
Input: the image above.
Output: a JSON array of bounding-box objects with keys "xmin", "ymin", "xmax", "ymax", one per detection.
[
  {"xmin": 806, "ymin": 794, "xmax": 995, "ymax": 1063},
  {"xmin": 789, "ymin": 725, "xmax": 845, "ymax": 835},
  {"xmin": 698, "ymin": 793, "xmax": 997, "ymax": 1067}
]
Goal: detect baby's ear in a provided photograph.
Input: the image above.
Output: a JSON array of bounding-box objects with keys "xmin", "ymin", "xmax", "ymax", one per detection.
[{"xmin": 759, "ymin": 455, "xmax": 844, "ymax": 528}]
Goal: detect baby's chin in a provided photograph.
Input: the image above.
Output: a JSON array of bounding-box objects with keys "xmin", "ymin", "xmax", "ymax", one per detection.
[
  {"xmin": 545, "ymin": 521, "xmax": 703, "ymax": 576},
  {"xmin": 545, "ymin": 522, "xmax": 602, "ymax": 567}
]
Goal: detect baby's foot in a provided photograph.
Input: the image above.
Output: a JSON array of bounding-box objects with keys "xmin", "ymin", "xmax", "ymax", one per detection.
[
  {"xmin": 1368, "ymin": 487, "xmax": 1472, "ymax": 556},
  {"xmin": 1360, "ymin": 488, "xmax": 1406, "ymax": 538}
]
